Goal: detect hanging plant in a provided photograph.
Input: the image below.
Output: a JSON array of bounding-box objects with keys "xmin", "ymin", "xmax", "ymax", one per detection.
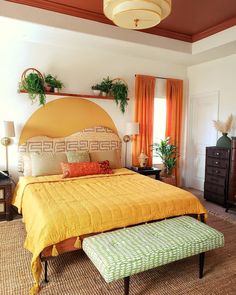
[
  {"xmin": 111, "ymin": 78, "xmax": 128, "ymax": 114},
  {"xmin": 19, "ymin": 68, "xmax": 46, "ymax": 105},
  {"xmin": 91, "ymin": 76, "xmax": 129, "ymax": 113}
]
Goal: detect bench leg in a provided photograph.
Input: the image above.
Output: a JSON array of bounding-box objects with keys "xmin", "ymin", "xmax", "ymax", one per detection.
[
  {"xmin": 124, "ymin": 276, "xmax": 130, "ymax": 295},
  {"xmin": 199, "ymin": 252, "xmax": 205, "ymax": 279},
  {"xmin": 44, "ymin": 260, "xmax": 49, "ymax": 283}
]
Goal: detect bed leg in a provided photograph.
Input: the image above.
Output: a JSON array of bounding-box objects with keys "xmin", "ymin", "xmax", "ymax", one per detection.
[
  {"xmin": 200, "ymin": 214, "xmax": 205, "ymax": 223},
  {"xmin": 199, "ymin": 252, "xmax": 205, "ymax": 279},
  {"xmin": 124, "ymin": 276, "xmax": 130, "ymax": 295},
  {"xmin": 44, "ymin": 260, "xmax": 49, "ymax": 283}
]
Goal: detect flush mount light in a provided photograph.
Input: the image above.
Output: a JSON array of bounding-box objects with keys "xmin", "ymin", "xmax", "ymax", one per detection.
[{"xmin": 104, "ymin": 0, "xmax": 172, "ymax": 30}]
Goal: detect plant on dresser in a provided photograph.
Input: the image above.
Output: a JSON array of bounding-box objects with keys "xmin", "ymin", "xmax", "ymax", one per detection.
[
  {"xmin": 0, "ymin": 179, "xmax": 13, "ymax": 221},
  {"xmin": 213, "ymin": 114, "xmax": 233, "ymax": 148}
]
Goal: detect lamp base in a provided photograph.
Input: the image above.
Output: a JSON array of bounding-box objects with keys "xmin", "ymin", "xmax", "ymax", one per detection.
[
  {"xmin": 1, "ymin": 137, "xmax": 10, "ymax": 146},
  {"xmin": 123, "ymin": 135, "xmax": 131, "ymax": 143}
]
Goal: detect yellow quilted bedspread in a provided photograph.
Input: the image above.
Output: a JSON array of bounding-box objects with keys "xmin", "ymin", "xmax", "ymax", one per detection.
[{"xmin": 12, "ymin": 168, "xmax": 207, "ymax": 294}]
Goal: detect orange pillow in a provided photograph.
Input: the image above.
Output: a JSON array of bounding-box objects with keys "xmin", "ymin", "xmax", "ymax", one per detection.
[{"xmin": 61, "ymin": 160, "xmax": 113, "ymax": 178}]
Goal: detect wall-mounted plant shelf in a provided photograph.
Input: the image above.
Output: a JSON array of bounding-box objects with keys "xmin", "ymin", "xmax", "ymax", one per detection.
[{"xmin": 19, "ymin": 90, "xmax": 129, "ymax": 100}]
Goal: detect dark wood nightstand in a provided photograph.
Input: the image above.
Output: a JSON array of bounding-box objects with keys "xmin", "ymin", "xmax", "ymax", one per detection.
[
  {"xmin": 128, "ymin": 166, "xmax": 161, "ymax": 180},
  {"xmin": 0, "ymin": 179, "xmax": 13, "ymax": 221}
]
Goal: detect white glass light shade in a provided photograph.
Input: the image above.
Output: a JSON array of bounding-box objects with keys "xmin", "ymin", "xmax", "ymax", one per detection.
[
  {"xmin": 2, "ymin": 121, "xmax": 15, "ymax": 137},
  {"xmin": 104, "ymin": 0, "xmax": 172, "ymax": 30},
  {"xmin": 126, "ymin": 122, "xmax": 139, "ymax": 135}
]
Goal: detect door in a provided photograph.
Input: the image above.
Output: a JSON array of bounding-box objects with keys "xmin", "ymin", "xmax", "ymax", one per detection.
[{"xmin": 187, "ymin": 91, "xmax": 219, "ymax": 190}]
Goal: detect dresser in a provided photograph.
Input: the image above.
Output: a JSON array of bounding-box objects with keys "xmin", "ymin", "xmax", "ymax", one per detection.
[
  {"xmin": 227, "ymin": 137, "xmax": 236, "ymax": 210},
  {"xmin": 204, "ymin": 147, "xmax": 230, "ymax": 207},
  {"xmin": 0, "ymin": 179, "xmax": 13, "ymax": 221}
]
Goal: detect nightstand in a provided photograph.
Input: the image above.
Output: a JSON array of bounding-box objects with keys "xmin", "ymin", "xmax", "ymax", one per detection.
[
  {"xmin": 0, "ymin": 179, "xmax": 13, "ymax": 221},
  {"xmin": 128, "ymin": 166, "xmax": 161, "ymax": 180}
]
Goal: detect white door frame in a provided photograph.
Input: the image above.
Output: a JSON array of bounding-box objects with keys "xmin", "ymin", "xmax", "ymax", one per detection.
[{"xmin": 185, "ymin": 90, "xmax": 219, "ymax": 189}]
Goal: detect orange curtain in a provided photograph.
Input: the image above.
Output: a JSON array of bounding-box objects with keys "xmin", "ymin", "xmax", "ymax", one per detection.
[
  {"xmin": 132, "ymin": 75, "xmax": 156, "ymax": 166},
  {"xmin": 166, "ymin": 79, "xmax": 183, "ymax": 186}
]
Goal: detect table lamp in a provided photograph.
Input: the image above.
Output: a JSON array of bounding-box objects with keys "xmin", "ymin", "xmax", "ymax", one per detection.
[
  {"xmin": 123, "ymin": 122, "xmax": 139, "ymax": 167},
  {"xmin": 1, "ymin": 121, "xmax": 15, "ymax": 172}
]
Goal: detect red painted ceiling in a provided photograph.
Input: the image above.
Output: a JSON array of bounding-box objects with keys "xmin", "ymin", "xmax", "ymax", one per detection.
[{"xmin": 6, "ymin": 0, "xmax": 236, "ymax": 42}]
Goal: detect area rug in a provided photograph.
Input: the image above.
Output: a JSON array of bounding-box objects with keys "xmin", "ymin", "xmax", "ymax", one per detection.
[
  {"xmin": 0, "ymin": 214, "xmax": 236, "ymax": 295},
  {"xmin": 186, "ymin": 188, "xmax": 236, "ymax": 225}
]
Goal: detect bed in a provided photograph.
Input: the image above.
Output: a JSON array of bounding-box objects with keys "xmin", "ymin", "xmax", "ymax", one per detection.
[{"xmin": 13, "ymin": 126, "xmax": 207, "ymax": 294}]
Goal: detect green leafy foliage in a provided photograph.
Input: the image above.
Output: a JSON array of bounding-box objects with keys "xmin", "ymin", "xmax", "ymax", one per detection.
[
  {"xmin": 20, "ymin": 73, "xmax": 46, "ymax": 105},
  {"xmin": 152, "ymin": 137, "xmax": 177, "ymax": 175},
  {"xmin": 44, "ymin": 74, "xmax": 64, "ymax": 89},
  {"xmin": 111, "ymin": 81, "xmax": 128, "ymax": 114},
  {"xmin": 91, "ymin": 77, "xmax": 129, "ymax": 113},
  {"xmin": 99, "ymin": 77, "xmax": 113, "ymax": 93},
  {"xmin": 91, "ymin": 84, "xmax": 101, "ymax": 90}
]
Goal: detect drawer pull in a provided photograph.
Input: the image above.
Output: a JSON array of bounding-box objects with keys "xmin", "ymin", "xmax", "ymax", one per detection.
[
  {"xmin": 215, "ymin": 152, "xmax": 220, "ymax": 156},
  {"xmin": 215, "ymin": 161, "xmax": 219, "ymax": 165},
  {"xmin": 215, "ymin": 170, "xmax": 219, "ymax": 174}
]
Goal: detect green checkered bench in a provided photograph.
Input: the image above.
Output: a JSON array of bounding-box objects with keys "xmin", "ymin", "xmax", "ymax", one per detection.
[{"xmin": 83, "ymin": 216, "xmax": 224, "ymax": 295}]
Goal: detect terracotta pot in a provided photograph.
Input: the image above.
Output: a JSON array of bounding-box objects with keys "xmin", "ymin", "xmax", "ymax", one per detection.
[
  {"xmin": 161, "ymin": 175, "xmax": 177, "ymax": 186},
  {"xmin": 45, "ymin": 85, "xmax": 52, "ymax": 92}
]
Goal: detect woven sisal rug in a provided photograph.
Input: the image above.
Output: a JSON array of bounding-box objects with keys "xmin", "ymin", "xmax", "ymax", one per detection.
[{"xmin": 0, "ymin": 214, "xmax": 236, "ymax": 295}]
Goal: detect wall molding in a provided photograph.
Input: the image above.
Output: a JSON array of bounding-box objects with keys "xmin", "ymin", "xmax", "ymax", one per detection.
[{"xmin": 7, "ymin": 0, "xmax": 236, "ymax": 43}]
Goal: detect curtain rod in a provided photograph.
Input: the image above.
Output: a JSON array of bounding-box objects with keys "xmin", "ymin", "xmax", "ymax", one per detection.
[{"xmin": 135, "ymin": 74, "xmax": 167, "ymax": 80}]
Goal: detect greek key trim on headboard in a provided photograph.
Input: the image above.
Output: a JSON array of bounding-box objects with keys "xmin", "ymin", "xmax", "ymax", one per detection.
[{"xmin": 18, "ymin": 126, "xmax": 121, "ymax": 172}]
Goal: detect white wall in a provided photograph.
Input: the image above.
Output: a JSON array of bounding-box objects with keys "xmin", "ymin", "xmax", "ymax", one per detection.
[
  {"xmin": 186, "ymin": 54, "xmax": 236, "ymax": 188},
  {"xmin": 188, "ymin": 54, "xmax": 236, "ymax": 133},
  {"xmin": 0, "ymin": 18, "xmax": 187, "ymax": 179}
]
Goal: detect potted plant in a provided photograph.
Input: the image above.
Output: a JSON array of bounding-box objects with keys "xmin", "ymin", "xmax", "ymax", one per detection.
[
  {"xmin": 99, "ymin": 76, "xmax": 113, "ymax": 96},
  {"xmin": 111, "ymin": 79, "xmax": 128, "ymax": 114},
  {"xmin": 91, "ymin": 76, "xmax": 129, "ymax": 113},
  {"xmin": 91, "ymin": 84, "xmax": 101, "ymax": 96},
  {"xmin": 19, "ymin": 69, "xmax": 46, "ymax": 105},
  {"xmin": 44, "ymin": 74, "xmax": 64, "ymax": 93},
  {"xmin": 152, "ymin": 137, "xmax": 177, "ymax": 177},
  {"xmin": 213, "ymin": 114, "xmax": 233, "ymax": 148}
]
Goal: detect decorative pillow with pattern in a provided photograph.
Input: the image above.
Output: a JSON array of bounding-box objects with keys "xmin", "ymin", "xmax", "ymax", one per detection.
[
  {"xmin": 89, "ymin": 150, "xmax": 121, "ymax": 169},
  {"xmin": 66, "ymin": 151, "xmax": 90, "ymax": 163},
  {"xmin": 61, "ymin": 160, "xmax": 113, "ymax": 178}
]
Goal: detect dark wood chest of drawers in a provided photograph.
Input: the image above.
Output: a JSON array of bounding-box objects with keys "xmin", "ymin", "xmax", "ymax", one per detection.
[
  {"xmin": 227, "ymin": 137, "xmax": 236, "ymax": 207},
  {"xmin": 204, "ymin": 147, "xmax": 230, "ymax": 207}
]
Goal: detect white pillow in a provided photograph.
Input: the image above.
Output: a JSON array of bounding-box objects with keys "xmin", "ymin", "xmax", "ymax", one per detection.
[{"xmin": 22, "ymin": 153, "xmax": 32, "ymax": 176}]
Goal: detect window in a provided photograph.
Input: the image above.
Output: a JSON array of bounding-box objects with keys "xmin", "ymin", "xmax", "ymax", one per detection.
[{"xmin": 153, "ymin": 97, "xmax": 166, "ymax": 164}]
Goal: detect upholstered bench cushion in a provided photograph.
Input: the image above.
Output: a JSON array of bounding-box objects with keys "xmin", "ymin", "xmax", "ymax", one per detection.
[{"xmin": 83, "ymin": 216, "xmax": 224, "ymax": 283}]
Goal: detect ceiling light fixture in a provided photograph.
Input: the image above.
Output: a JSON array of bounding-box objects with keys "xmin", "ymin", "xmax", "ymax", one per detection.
[{"xmin": 104, "ymin": 0, "xmax": 172, "ymax": 30}]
